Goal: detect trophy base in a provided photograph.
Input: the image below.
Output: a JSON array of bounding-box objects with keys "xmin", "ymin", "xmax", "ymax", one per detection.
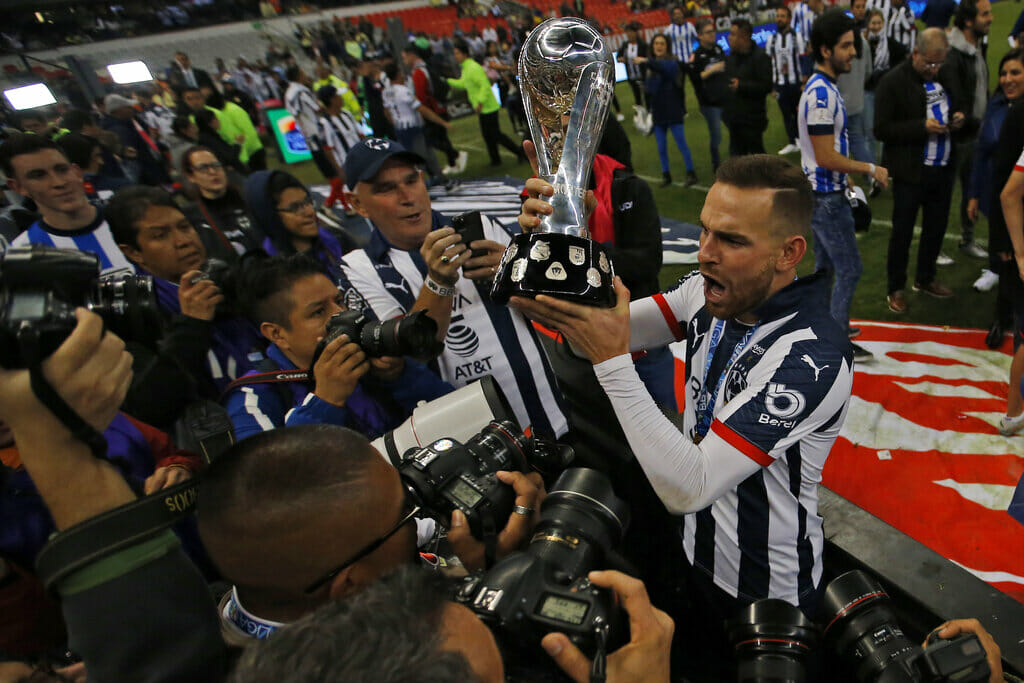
[{"xmin": 491, "ymin": 233, "xmax": 616, "ymax": 308}]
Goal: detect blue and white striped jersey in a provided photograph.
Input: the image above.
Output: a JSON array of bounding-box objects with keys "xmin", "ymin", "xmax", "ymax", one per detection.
[
  {"xmin": 765, "ymin": 29, "xmax": 805, "ymax": 86},
  {"xmin": 666, "ymin": 20, "xmax": 698, "ymax": 63},
  {"xmin": 11, "ymin": 211, "xmax": 135, "ymax": 275},
  {"xmin": 923, "ymin": 81, "xmax": 951, "ymax": 167},
  {"xmin": 798, "ymin": 71, "xmax": 849, "ymax": 193},
  {"xmin": 791, "ymin": 3, "xmax": 816, "ymax": 46},
  {"xmin": 284, "ymin": 81, "xmax": 322, "ymax": 151},
  {"xmin": 595, "ymin": 271, "xmax": 853, "ymax": 606},
  {"xmin": 338, "ymin": 211, "xmax": 568, "ymax": 437}
]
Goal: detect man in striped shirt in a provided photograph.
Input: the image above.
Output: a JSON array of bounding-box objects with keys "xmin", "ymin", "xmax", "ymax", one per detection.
[
  {"xmin": 667, "ymin": 5, "xmax": 698, "ymax": 107},
  {"xmin": 1, "ymin": 134, "xmax": 134, "ymax": 274},
  {"xmin": 876, "ymin": 28, "xmax": 964, "ymax": 314},
  {"xmin": 284, "ymin": 65, "xmax": 336, "ymax": 182},
  {"xmin": 512, "ymin": 154, "xmax": 854, "ymax": 679},
  {"xmin": 791, "ymin": 0, "xmax": 824, "ymax": 50},
  {"xmin": 887, "ymin": 0, "xmax": 917, "ymax": 52},
  {"xmin": 798, "ymin": 9, "xmax": 888, "ymax": 353},
  {"xmin": 339, "ymin": 138, "xmax": 568, "ymax": 437},
  {"xmin": 765, "ymin": 5, "xmax": 806, "ymax": 155}
]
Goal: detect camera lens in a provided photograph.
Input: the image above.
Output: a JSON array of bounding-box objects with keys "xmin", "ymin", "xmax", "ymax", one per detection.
[
  {"xmin": 727, "ymin": 599, "xmax": 818, "ymax": 683},
  {"xmin": 361, "ymin": 310, "xmax": 440, "ymax": 359},
  {"xmin": 91, "ymin": 273, "xmax": 161, "ymax": 346},
  {"xmin": 529, "ymin": 468, "xmax": 629, "ymax": 580},
  {"xmin": 822, "ymin": 570, "xmax": 919, "ymax": 683}
]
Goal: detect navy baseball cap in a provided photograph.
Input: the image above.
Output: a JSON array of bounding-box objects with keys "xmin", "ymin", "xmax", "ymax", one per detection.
[{"xmin": 342, "ymin": 138, "xmax": 424, "ymax": 190}]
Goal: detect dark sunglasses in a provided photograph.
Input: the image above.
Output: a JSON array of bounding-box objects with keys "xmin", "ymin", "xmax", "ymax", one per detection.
[{"xmin": 302, "ymin": 499, "xmax": 421, "ymax": 594}]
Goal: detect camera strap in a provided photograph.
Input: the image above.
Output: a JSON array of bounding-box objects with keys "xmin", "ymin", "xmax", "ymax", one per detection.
[
  {"xmin": 27, "ymin": 364, "xmax": 107, "ymax": 459},
  {"xmin": 35, "ymin": 478, "xmax": 198, "ymax": 594},
  {"xmin": 218, "ymin": 369, "xmax": 311, "ymax": 401}
]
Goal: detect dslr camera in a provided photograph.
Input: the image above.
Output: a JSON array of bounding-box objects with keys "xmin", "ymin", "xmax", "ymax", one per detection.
[
  {"xmin": 398, "ymin": 420, "xmax": 572, "ymax": 541},
  {"xmin": 311, "ymin": 309, "xmax": 443, "ymax": 363},
  {"xmin": 727, "ymin": 569, "xmax": 991, "ymax": 683},
  {"xmin": 0, "ymin": 246, "xmax": 158, "ymax": 368},
  {"xmin": 455, "ymin": 468, "xmax": 630, "ymax": 663}
]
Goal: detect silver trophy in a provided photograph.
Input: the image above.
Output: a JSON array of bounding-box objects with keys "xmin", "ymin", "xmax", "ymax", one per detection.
[{"xmin": 491, "ymin": 17, "xmax": 617, "ymax": 307}]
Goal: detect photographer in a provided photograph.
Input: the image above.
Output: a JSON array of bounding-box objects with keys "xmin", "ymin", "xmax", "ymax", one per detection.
[
  {"xmin": 338, "ymin": 138, "xmax": 568, "ymax": 438},
  {"xmin": 222, "ymin": 254, "xmax": 452, "ymax": 440},
  {"xmin": 228, "ymin": 565, "xmax": 674, "ymax": 683},
  {"xmin": 105, "ymin": 186, "xmax": 266, "ymax": 418},
  {"xmin": 197, "ymin": 424, "xmax": 544, "ymax": 645},
  {"xmin": 0, "ymin": 310, "xmax": 227, "ymax": 681}
]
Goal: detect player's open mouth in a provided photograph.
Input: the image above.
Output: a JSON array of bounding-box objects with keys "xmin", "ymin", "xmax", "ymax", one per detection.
[{"xmin": 703, "ymin": 274, "xmax": 725, "ymax": 302}]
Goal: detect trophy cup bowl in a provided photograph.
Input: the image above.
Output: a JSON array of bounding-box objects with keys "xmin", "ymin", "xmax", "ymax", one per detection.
[{"xmin": 491, "ymin": 17, "xmax": 618, "ymax": 307}]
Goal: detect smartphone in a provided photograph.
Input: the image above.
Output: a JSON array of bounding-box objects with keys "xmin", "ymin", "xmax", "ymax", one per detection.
[{"xmin": 452, "ymin": 210, "xmax": 487, "ymax": 258}]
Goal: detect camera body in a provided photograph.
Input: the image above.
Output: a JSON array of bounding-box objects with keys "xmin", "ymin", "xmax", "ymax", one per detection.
[
  {"xmin": 399, "ymin": 420, "xmax": 530, "ymax": 541},
  {"xmin": 455, "ymin": 468, "xmax": 630, "ymax": 659},
  {"xmin": 822, "ymin": 570, "xmax": 991, "ymax": 683},
  {"xmin": 311, "ymin": 309, "xmax": 442, "ymax": 363},
  {"xmin": 0, "ymin": 246, "xmax": 158, "ymax": 368}
]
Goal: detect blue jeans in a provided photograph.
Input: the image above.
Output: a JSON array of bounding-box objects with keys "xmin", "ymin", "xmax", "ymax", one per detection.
[
  {"xmin": 847, "ymin": 111, "xmax": 874, "ymax": 167},
  {"xmin": 701, "ymin": 105, "xmax": 723, "ymax": 168},
  {"xmin": 654, "ymin": 122, "xmax": 694, "ymax": 174},
  {"xmin": 811, "ymin": 191, "xmax": 862, "ymax": 332}
]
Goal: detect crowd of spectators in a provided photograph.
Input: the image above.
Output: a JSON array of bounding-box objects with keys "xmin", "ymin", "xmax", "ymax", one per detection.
[{"xmin": 0, "ymin": 1, "xmax": 1020, "ymax": 681}]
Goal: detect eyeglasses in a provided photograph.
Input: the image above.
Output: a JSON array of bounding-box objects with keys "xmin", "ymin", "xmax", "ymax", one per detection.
[
  {"xmin": 277, "ymin": 196, "xmax": 315, "ymax": 214},
  {"xmin": 192, "ymin": 162, "xmax": 224, "ymax": 174},
  {"xmin": 302, "ymin": 499, "xmax": 421, "ymax": 594},
  {"xmin": 922, "ymin": 60, "xmax": 944, "ymax": 69}
]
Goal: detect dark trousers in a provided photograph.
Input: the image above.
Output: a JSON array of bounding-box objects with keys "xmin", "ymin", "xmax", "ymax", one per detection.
[
  {"xmin": 247, "ymin": 148, "xmax": 267, "ymax": 171},
  {"xmin": 776, "ymin": 83, "xmax": 802, "ymax": 144},
  {"xmin": 725, "ymin": 119, "xmax": 766, "ymax": 156},
  {"xmin": 887, "ymin": 164, "xmax": 955, "ymax": 293},
  {"xmin": 424, "ymin": 119, "xmax": 459, "ymax": 166},
  {"xmin": 628, "ymin": 78, "xmax": 646, "ymax": 109},
  {"xmin": 479, "ymin": 110, "xmax": 522, "ymax": 165},
  {"xmin": 955, "ymin": 141, "xmax": 975, "ymax": 239}
]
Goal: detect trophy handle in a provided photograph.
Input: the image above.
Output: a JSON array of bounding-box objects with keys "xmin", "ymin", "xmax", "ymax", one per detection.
[{"xmin": 542, "ymin": 61, "xmax": 614, "ymax": 238}]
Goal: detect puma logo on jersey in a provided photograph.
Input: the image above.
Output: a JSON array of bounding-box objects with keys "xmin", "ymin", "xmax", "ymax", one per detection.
[{"xmin": 800, "ymin": 354, "xmax": 828, "ymax": 381}]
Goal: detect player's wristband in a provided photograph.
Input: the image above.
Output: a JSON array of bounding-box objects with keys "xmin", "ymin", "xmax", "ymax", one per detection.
[
  {"xmin": 868, "ymin": 163, "xmax": 876, "ymax": 177},
  {"xmin": 425, "ymin": 275, "xmax": 456, "ymax": 297}
]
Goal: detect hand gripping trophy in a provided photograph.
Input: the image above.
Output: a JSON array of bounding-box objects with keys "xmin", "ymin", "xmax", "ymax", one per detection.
[{"xmin": 491, "ymin": 18, "xmax": 617, "ymax": 307}]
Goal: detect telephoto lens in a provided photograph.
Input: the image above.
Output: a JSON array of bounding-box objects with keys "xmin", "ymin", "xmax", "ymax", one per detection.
[
  {"xmin": 822, "ymin": 570, "xmax": 921, "ymax": 683},
  {"xmin": 311, "ymin": 309, "xmax": 443, "ymax": 364},
  {"xmin": 727, "ymin": 599, "xmax": 819, "ymax": 683}
]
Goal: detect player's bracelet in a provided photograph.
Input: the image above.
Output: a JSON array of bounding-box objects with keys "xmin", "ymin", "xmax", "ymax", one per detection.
[{"xmin": 425, "ymin": 275, "xmax": 456, "ymax": 298}]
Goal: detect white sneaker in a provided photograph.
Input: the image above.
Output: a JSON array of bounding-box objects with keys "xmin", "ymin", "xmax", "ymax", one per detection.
[
  {"xmin": 998, "ymin": 413, "xmax": 1024, "ymax": 436},
  {"xmin": 455, "ymin": 150, "xmax": 469, "ymax": 173},
  {"xmin": 936, "ymin": 252, "xmax": 954, "ymax": 266},
  {"xmin": 616, "ymin": 113, "xmax": 625, "ymax": 121},
  {"xmin": 442, "ymin": 165, "xmax": 456, "ymax": 175},
  {"xmin": 973, "ymin": 269, "xmax": 999, "ymax": 292},
  {"xmin": 778, "ymin": 143, "xmax": 799, "ymax": 155}
]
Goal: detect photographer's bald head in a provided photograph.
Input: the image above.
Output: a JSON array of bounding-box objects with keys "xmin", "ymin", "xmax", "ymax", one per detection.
[{"xmin": 197, "ymin": 425, "xmax": 417, "ymax": 623}]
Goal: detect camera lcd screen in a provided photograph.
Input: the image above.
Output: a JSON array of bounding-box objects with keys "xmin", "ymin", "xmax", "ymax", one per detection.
[
  {"xmin": 539, "ymin": 594, "xmax": 589, "ymax": 625},
  {"xmin": 448, "ymin": 479, "xmax": 483, "ymax": 508}
]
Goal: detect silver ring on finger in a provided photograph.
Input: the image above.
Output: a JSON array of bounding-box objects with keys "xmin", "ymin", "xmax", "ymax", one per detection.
[{"xmin": 513, "ymin": 505, "xmax": 534, "ymax": 516}]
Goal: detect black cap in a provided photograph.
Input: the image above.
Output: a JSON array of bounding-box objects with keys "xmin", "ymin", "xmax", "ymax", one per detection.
[{"xmin": 342, "ymin": 138, "xmax": 424, "ymax": 190}]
